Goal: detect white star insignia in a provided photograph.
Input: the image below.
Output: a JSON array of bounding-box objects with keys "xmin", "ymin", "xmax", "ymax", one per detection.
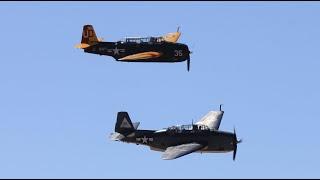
[
  {"xmin": 113, "ymin": 47, "xmax": 120, "ymax": 55},
  {"xmin": 136, "ymin": 136, "xmax": 153, "ymax": 144},
  {"xmin": 141, "ymin": 136, "xmax": 148, "ymax": 144}
]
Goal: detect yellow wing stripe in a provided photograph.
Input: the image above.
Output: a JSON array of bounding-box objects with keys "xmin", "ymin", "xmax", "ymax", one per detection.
[{"xmin": 118, "ymin": 52, "xmax": 162, "ymax": 61}]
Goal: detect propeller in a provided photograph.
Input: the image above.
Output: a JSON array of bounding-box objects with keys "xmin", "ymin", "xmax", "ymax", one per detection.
[
  {"xmin": 232, "ymin": 127, "xmax": 242, "ymax": 161},
  {"xmin": 177, "ymin": 26, "xmax": 180, "ymax": 32},
  {"xmin": 186, "ymin": 42, "xmax": 195, "ymax": 72}
]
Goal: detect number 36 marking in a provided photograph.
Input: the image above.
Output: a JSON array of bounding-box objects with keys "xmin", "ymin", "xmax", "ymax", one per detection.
[{"xmin": 174, "ymin": 50, "xmax": 183, "ymax": 56}]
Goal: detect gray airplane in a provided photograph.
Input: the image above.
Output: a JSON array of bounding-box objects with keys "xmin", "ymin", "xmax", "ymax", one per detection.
[{"xmin": 109, "ymin": 106, "xmax": 242, "ymax": 160}]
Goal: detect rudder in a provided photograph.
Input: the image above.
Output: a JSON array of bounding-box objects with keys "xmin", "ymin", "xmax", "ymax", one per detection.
[
  {"xmin": 81, "ymin": 25, "xmax": 99, "ymax": 45},
  {"xmin": 115, "ymin": 112, "xmax": 135, "ymax": 135}
]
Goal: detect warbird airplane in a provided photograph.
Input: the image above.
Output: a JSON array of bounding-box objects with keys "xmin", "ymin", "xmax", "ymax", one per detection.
[
  {"xmin": 109, "ymin": 105, "xmax": 242, "ymax": 160},
  {"xmin": 75, "ymin": 25, "xmax": 192, "ymax": 71}
]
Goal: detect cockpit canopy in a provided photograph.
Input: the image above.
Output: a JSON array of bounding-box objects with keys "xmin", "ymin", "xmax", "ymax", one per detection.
[
  {"xmin": 121, "ymin": 36, "xmax": 165, "ymax": 44},
  {"xmin": 165, "ymin": 124, "xmax": 210, "ymax": 132}
]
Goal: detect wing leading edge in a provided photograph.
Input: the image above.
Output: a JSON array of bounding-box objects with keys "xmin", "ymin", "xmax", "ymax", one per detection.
[{"xmin": 162, "ymin": 142, "xmax": 205, "ymax": 160}]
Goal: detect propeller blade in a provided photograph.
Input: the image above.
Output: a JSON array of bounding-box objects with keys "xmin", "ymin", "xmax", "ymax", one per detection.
[
  {"xmin": 187, "ymin": 58, "xmax": 190, "ymax": 71},
  {"xmin": 233, "ymin": 127, "xmax": 238, "ymax": 161},
  {"xmin": 233, "ymin": 142, "xmax": 237, "ymax": 161}
]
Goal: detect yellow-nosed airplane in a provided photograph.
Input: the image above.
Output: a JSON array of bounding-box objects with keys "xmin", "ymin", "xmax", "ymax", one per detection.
[{"xmin": 75, "ymin": 25, "xmax": 191, "ymax": 71}]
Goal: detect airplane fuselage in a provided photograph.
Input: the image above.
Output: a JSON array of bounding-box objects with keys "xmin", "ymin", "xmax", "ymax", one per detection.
[
  {"xmin": 83, "ymin": 41, "xmax": 190, "ymax": 62},
  {"xmin": 121, "ymin": 129, "xmax": 235, "ymax": 153}
]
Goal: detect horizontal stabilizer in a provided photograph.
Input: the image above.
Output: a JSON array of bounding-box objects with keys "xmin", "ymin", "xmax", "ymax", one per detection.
[
  {"xmin": 132, "ymin": 122, "xmax": 140, "ymax": 130},
  {"xmin": 110, "ymin": 132, "xmax": 125, "ymax": 141},
  {"xmin": 75, "ymin": 43, "xmax": 90, "ymax": 49}
]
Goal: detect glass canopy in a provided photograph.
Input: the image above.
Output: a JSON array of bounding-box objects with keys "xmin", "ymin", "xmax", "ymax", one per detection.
[{"xmin": 122, "ymin": 36, "xmax": 165, "ymax": 43}]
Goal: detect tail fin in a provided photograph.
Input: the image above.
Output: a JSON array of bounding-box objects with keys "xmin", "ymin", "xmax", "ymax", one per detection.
[
  {"xmin": 81, "ymin": 25, "xmax": 99, "ymax": 45},
  {"xmin": 115, "ymin": 112, "xmax": 135, "ymax": 135},
  {"xmin": 75, "ymin": 25, "xmax": 99, "ymax": 49}
]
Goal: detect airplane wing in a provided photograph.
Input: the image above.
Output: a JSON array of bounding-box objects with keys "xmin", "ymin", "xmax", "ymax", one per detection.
[
  {"xmin": 195, "ymin": 110, "xmax": 224, "ymax": 130},
  {"xmin": 162, "ymin": 31, "xmax": 181, "ymax": 43},
  {"xmin": 118, "ymin": 52, "xmax": 162, "ymax": 61},
  {"xmin": 162, "ymin": 142, "xmax": 205, "ymax": 160}
]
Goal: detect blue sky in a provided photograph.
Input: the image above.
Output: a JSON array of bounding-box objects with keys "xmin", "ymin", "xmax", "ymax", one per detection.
[{"xmin": 1, "ymin": 2, "xmax": 320, "ymax": 178}]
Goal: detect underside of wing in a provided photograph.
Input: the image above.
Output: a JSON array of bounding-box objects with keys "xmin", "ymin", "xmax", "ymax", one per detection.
[
  {"xmin": 162, "ymin": 143, "xmax": 205, "ymax": 160},
  {"xmin": 162, "ymin": 31, "xmax": 181, "ymax": 43},
  {"xmin": 118, "ymin": 52, "xmax": 162, "ymax": 61}
]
